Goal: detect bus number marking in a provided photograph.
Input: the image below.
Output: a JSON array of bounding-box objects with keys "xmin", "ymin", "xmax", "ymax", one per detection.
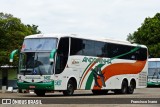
[{"xmin": 55, "ymin": 80, "xmax": 62, "ymax": 86}]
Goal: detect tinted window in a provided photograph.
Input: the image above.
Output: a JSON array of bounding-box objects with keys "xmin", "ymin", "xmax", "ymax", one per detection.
[
  {"xmin": 107, "ymin": 43, "xmax": 120, "ymax": 58},
  {"xmin": 70, "ymin": 38, "xmax": 147, "ymax": 60},
  {"xmin": 70, "ymin": 38, "xmax": 83, "ymax": 55},
  {"xmin": 136, "ymin": 48, "xmax": 147, "ymax": 61},
  {"xmin": 107, "ymin": 43, "xmax": 147, "ymax": 60},
  {"xmin": 95, "ymin": 41, "xmax": 106, "ymax": 57},
  {"xmin": 83, "ymin": 40, "xmax": 95, "ymax": 56}
]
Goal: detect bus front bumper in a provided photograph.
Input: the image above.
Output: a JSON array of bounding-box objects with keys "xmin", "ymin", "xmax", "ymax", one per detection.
[
  {"xmin": 17, "ymin": 81, "xmax": 54, "ymax": 90},
  {"xmin": 147, "ymin": 82, "xmax": 160, "ymax": 87}
]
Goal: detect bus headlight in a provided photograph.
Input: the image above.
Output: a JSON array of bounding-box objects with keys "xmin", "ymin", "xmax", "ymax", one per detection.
[
  {"xmin": 18, "ymin": 76, "xmax": 24, "ymax": 82},
  {"xmin": 18, "ymin": 79, "xmax": 24, "ymax": 82}
]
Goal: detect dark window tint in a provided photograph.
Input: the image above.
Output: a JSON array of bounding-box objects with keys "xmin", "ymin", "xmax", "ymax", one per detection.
[
  {"xmin": 94, "ymin": 41, "xmax": 106, "ymax": 57},
  {"xmin": 107, "ymin": 43, "xmax": 147, "ymax": 60},
  {"xmin": 70, "ymin": 38, "xmax": 83, "ymax": 55},
  {"xmin": 70, "ymin": 37, "xmax": 147, "ymax": 60},
  {"xmin": 136, "ymin": 48, "xmax": 147, "ymax": 61},
  {"xmin": 82, "ymin": 40, "xmax": 95, "ymax": 56},
  {"xmin": 56, "ymin": 37, "xmax": 69, "ymax": 74},
  {"xmin": 107, "ymin": 43, "xmax": 130, "ymax": 58}
]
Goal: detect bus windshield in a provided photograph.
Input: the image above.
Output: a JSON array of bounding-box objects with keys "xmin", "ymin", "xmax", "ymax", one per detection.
[
  {"xmin": 21, "ymin": 38, "xmax": 57, "ymax": 52},
  {"xmin": 148, "ymin": 61, "xmax": 160, "ymax": 79},
  {"xmin": 19, "ymin": 52, "xmax": 54, "ymax": 75}
]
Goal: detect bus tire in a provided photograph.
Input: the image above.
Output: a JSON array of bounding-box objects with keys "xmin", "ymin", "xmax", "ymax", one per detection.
[
  {"xmin": 35, "ymin": 90, "xmax": 45, "ymax": 96},
  {"xmin": 121, "ymin": 80, "xmax": 128, "ymax": 94},
  {"xmin": 127, "ymin": 80, "xmax": 136, "ymax": 94},
  {"xmin": 92, "ymin": 90, "xmax": 108, "ymax": 95},
  {"xmin": 63, "ymin": 80, "xmax": 74, "ymax": 96},
  {"xmin": 18, "ymin": 89, "xmax": 22, "ymax": 93},
  {"xmin": 115, "ymin": 80, "xmax": 128, "ymax": 94}
]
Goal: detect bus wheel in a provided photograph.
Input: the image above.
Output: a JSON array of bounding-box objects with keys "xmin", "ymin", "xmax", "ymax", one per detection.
[
  {"xmin": 63, "ymin": 80, "xmax": 74, "ymax": 96},
  {"xmin": 115, "ymin": 80, "xmax": 128, "ymax": 94},
  {"xmin": 121, "ymin": 80, "xmax": 128, "ymax": 94},
  {"xmin": 35, "ymin": 90, "xmax": 45, "ymax": 96},
  {"xmin": 18, "ymin": 89, "xmax": 22, "ymax": 93},
  {"xmin": 127, "ymin": 80, "xmax": 136, "ymax": 94},
  {"xmin": 92, "ymin": 90, "xmax": 108, "ymax": 95}
]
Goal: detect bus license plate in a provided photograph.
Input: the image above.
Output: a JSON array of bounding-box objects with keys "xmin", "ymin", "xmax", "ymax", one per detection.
[{"xmin": 29, "ymin": 86, "xmax": 35, "ymax": 88}]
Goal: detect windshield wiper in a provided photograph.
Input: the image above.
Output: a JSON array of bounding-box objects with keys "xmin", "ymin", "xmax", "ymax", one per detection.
[
  {"xmin": 152, "ymin": 71, "xmax": 156, "ymax": 79},
  {"xmin": 34, "ymin": 53, "xmax": 42, "ymax": 76}
]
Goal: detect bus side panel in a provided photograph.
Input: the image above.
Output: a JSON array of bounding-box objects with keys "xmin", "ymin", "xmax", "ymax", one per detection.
[
  {"xmin": 54, "ymin": 68, "xmax": 79, "ymax": 90},
  {"xmin": 56, "ymin": 56, "xmax": 147, "ymax": 90},
  {"xmin": 137, "ymin": 62, "xmax": 148, "ymax": 88}
]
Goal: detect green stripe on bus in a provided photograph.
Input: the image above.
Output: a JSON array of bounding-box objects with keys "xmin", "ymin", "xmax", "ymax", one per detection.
[
  {"xmin": 17, "ymin": 81, "xmax": 54, "ymax": 90},
  {"xmin": 78, "ymin": 61, "xmax": 93, "ymax": 88},
  {"xmin": 85, "ymin": 64, "xmax": 104, "ymax": 90},
  {"xmin": 84, "ymin": 45, "xmax": 141, "ymax": 89},
  {"xmin": 110, "ymin": 46, "xmax": 140, "ymax": 61}
]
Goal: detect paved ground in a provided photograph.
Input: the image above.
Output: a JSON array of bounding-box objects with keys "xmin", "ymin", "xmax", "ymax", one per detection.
[{"xmin": 0, "ymin": 87, "xmax": 160, "ymax": 107}]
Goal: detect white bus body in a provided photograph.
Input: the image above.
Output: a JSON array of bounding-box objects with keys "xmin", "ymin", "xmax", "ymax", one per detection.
[{"xmin": 13, "ymin": 34, "xmax": 148, "ymax": 96}]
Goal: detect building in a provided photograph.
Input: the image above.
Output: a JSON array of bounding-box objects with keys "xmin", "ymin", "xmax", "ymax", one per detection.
[{"xmin": 0, "ymin": 65, "xmax": 17, "ymax": 89}]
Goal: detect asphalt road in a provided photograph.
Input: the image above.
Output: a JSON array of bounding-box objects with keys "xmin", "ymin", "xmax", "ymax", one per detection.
[{"xmin": 0, "ymin": 87, "xmax": 160, "ymax": 107}]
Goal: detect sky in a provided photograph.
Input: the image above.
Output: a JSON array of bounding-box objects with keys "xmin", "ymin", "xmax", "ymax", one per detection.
[{"xmin": 0, "ymin": 0, "xmax": 160, "ymax": 40}]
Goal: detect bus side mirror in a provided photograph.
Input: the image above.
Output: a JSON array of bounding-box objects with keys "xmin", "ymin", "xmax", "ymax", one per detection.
[
  {"xmin": 50, "ymin": 49, "xmax": 57, "ymax": 62},
  {"xmin": 9, "ymin": 49, "xmax": 18, "ymax": 62}
]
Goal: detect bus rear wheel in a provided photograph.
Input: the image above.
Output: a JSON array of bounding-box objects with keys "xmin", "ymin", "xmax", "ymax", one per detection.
[
  {"xmin": 127, "ymin": 80, "xmax": 136, "ymax": 94},
  {"xmin": 63, "ymin": 80, "xmax": 74, "ymax": 96},
  {"xmin": 35, "ymin": 90, "xmax": 45, "ymax": 96},
  {"xmin": 114, "ymin": 80, "xmax": 128, "ymax": 94}
]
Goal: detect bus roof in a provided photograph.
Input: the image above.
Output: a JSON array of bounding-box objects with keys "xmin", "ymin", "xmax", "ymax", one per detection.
[
  {"xmin": 148, "ymin": 58, "xmax": 160, "ymax": 61},
  {"xmin": 24, "ymin": 33, "xmax": 147, "ymax": 48}
]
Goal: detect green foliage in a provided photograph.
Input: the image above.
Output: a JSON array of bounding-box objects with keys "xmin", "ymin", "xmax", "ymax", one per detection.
[
  {"xmin": 0, "ymin": 12, "xmax": 41, "ymax": 66},
  {"xmin": 127, "ymin": 13, "xmax": 160, "ymax": 57}
]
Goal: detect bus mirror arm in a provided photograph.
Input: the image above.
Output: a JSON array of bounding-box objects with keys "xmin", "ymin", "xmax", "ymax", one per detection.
[
  {"xmin": 9, "ymin": 49, "xmax": 19, "ymax": 62},
  {"xmin": 50, "ymin": 49, "xmax": 57, "ymax": 62}
]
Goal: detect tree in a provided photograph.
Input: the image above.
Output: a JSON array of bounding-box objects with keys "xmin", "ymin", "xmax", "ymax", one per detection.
[
  {"xmin": 0, "ymin": 12, "xmax": 41, "ymax": 66},
  {"xmin": 127, "ymin": 13, "xmax": 160, "ymax": 57}
]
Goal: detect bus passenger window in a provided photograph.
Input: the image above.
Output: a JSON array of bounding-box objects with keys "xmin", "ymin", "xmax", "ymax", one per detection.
[{"xmin": 70, "ymin": 38, "xmax": 83, "ymax": 55}]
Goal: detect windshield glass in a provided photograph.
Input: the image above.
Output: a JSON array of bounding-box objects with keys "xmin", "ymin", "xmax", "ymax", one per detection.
[
  {"xmin": 21, "ymin": 38, "xmax": 57, "ymax": 52},
  {"xmin": 19, "ymin": 52, "xmax": 54, "ymax": 75},
  {"xmin": 148, "ymin": 61, "xmax": 160, "ymax": 79}
]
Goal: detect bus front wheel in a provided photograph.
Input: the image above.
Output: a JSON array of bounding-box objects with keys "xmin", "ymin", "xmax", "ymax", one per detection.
[
  {"xmin": 35, "ymin": 90, "xmax": 45, "ymax": 96},
  {"xmin": 63, "ymin": 80, "xmax": 74, "ymax": 96}
]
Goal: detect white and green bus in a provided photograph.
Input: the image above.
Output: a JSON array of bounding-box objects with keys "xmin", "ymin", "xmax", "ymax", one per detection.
[
  {"xmin": 10, "ymin": 34, "xmax": 148, "ymax": 96},
  {"xmin": 147, "ymin": 58, "xmax": 160, "ymax": 87}
]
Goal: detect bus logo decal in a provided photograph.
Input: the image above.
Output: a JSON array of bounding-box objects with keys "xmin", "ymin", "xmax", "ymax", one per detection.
[
  {"xmin": 72, "ymin": 59, "xmax": 80, "ymax": 65},
  {"xmin": 44, "ymin": 76, "xmax": 51, "ymax": 80},
  {"xmin": 33, "ymin": 69, "xmax": 37, "ymax": 75}
]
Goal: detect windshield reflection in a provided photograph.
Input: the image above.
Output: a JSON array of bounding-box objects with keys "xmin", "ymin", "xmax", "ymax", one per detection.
[
  {"xmin": 148, "ymin": 61, "xmax": 160, "ymax": 79},
  {"xmin": 22, "ymin": 38, "xmax": 57, "ymax": 52},
  {"xmin": 19, "ymin": 52, "xmax": 54, "ymax": 75}
]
